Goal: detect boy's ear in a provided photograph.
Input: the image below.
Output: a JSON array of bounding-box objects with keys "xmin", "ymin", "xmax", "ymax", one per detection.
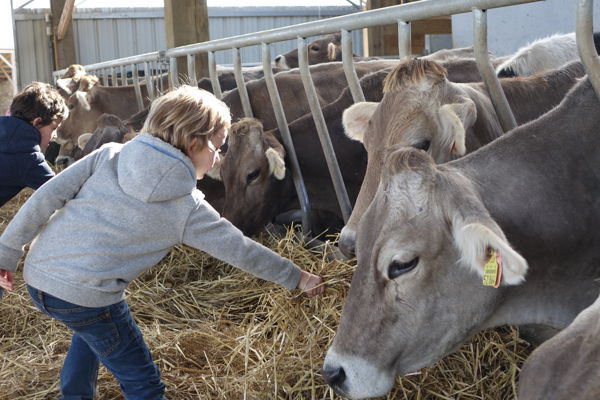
[{"xmin": 31, "ymin": 117, "xmax": 43, "ymax": 129}]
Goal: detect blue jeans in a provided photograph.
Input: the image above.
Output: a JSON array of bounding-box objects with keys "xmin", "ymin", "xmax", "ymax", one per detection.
[{"xmin": 28, "ymin": 286, "xmax": 165, "ymax": 400}]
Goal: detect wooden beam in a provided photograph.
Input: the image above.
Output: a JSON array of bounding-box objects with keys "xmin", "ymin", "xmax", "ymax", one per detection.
[
  {"xmin": 56, "ymin": 0, "xmax": 75, "ymax": 41},
  {"xmin": 164, "ymin": 0, "xmax": 209, "ymax": 86},
  {"xmin": 50, "ymin": 0, "xmax": 77, "ymax": 70}
]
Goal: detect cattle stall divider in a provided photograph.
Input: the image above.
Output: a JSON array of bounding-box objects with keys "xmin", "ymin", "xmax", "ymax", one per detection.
[{"xmin": 56, "ymin": 0, "xmax": 600, "ymax": 238}]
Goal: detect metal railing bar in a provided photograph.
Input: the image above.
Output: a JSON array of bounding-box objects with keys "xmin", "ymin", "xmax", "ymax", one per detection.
[
  {"xmin": 341, "ymin": 29, "xmax": 365, "ymax": 103},
  {"xmin": 473, "ymin": 8, "xmax": 517, "ymax": 132},
  {"xmin": 233, "ymin": 48, "xmax": 254, "ymax": 117},
  {"xmin": 166, "ymin": 0, "xmax": 540, "ymax": 59},
  {"xmin": 576, "ymin": 0, "xmax": 600, "ymax": 99},
  {"xmin": 261, "ymin": 42, "xmax": 312, "ymax": 235},
  {"xmin": 187, "ymin": 54, "xmax": 198, "ymax": 87},
  {"xmin": 144, "ymin": 61, "xmax": 155, "ymax": 100},
  {"xmin": 53, "ymin": 0, "xmax": 542, "ymax": 78},
  {"xmin": 169, "ymin": 57, "xmax": 178, "ymax": 88},
  {"xmin": 131, "ymin": 63, "xmax": 144, "ymax": 111},
  {"xmin": 298, "ymin": 36, "xmax": 353, "ymax": 223},
  {"xmin": 208, "ymin": 51, "xmax": 222, "ymax": 99},
  {"xmin": 397, "ymin": 20, "xmax": 411, "ymax": 58}
]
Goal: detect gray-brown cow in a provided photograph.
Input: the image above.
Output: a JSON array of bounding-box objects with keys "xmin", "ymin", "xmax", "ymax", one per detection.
[
  {"xmin": 323, "ymin": 76, "xmax": 600, "ymax": 399},
  {"xmin": 222, "ymin": 59, "xmax": 399, "ymax": 131},
  {"xmin": 273, "ymin": 33, "xmax": 381, "ymax": 70},
  {"xmin": 518, "ymin": 293, "xmax": 600, "ymax": 400},
  {"xmin": 218, "ymin": 57, "xmax": 508, "ymax": 236},
  {"xmin": 337, "ymin": 58, "xmax": 586, "ymax": 258}
]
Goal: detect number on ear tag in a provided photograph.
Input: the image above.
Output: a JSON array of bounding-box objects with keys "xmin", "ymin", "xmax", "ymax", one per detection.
[{"xmin": 483, "ymin": 249, "xmax": 502, "ymax": 288}]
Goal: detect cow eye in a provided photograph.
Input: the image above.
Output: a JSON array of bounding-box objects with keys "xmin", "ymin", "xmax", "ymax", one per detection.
[
  {"xmin": 247, "ymin": 169, "xmax": 260, "ymax": 184},
  {"xmin": 388, "ymin": 257, "xmax": 419, "ymax": 279},
  {"xmin": 413, "ymin": 140, "xmax": 430, "ymax": 152},
  {"xmin": 310, "ymin": 45, "xmax": 320, "ymax": 51}
]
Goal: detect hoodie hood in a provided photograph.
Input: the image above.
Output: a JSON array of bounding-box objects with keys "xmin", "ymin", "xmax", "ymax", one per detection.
[
  {"xmin": 0, "ymin": 116, "xmax": 41, "ymax": 153},
  {"xmin": 117, "ymin": 133, "xmax": 198, "ymax": 202}
]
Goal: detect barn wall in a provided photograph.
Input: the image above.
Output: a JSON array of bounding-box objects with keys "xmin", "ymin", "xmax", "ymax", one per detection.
[
  {"xmin": 452, "ymin": 0, "xmax": 600, "ymax": 56},
  {"xmin": 14, "ymin": 6, "xmax": 363, "ymax": 88}
]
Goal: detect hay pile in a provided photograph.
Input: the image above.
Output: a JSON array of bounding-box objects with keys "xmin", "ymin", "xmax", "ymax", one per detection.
[{"xmin": 0, "ymin": 189, "xmax": 531, "ymax": 399}]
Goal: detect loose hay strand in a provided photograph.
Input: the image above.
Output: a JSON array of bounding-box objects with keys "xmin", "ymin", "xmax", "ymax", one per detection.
[{"xmin": 0, "ymin": 190, "xmax": 531, "ymax": 399}]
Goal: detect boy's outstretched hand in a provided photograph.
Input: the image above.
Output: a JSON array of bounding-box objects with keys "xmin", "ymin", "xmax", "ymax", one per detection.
[
  {"xmin": 297, "ymin": 270, "xmax": 325, "ymax": 297},
  {"xmin": 0, "ymin": 269, "xmax": 13, "ymax": 292}
]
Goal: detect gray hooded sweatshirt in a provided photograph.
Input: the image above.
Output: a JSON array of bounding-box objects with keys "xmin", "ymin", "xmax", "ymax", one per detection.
[{"xmin": 0, "ymin": 133, "xmax": 301, "ymax": 307}]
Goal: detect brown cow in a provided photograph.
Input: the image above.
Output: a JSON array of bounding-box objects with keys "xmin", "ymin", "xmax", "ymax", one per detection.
[
  {"xmin": 74, "ymin": 113, "xmax": 134, "ymax": 161},
  {"xmin": 323, "ymin": 77, "xmax": 600, "ymax": 398},
  {"xmin": 337, "ymin": 58, "xmax": 586, "ymax": 258},
  {"xmin": 222, "ymin": 59, "xmax": 400, "ymax": 132},
  {"xmin": 518, "ymin": 293, "xmax": 600, "ymax": 400},
  {"xmin": 218, "ymin": 57, "xmax": 494, "ymax": 236},
  {"xmin": 273, "ymin": 33, "xmax": 381, "ymax": 70},
  {"xmin": 56, "ymin": 83, "xmax": 151, "ymax": 147}
]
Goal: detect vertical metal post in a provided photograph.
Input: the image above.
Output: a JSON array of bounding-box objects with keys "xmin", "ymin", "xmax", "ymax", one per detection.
[
  {"xmin": 169, "ymin": 57, "xmax": 178, "ymax": 89},
  {"xmin": 187, "ymin": 54, "xmax": 198, "ymax": 86},
  {"xmin": 120, "ymin": 65, "xmax": 127, "ymax": 86},
  {"xmin": 208, "ymin": 51, "xmax": 222, "ymax": 99},
  {"xmin": 398, "ymin": 19, "xmax": 412, "ymax": 58},
  {"xmin": 131, "ymin": 63, "xmax": 144, "ymax": 111},
  {"xmin": 576, "ymin": 0, "xmax": 600, "ymax": 99},
  {"xmin": 341, "ymin": 29, "xmax": 365, "ymax": 103},
  {"xmin": 144, "ymin": 61, "xmax": 154, "ymax": 100},
  {"xmin": 298, "ymin": 36, "xmax": 352, "ymax": 223},
  {"xmin": 262, "ymin": 42, "xmax": 312, "ymax": 235},
  {"xmin": 473, "ymin": 8, "xmax": 517, "ymax": 132},
  {"xmin": 233, "ymin": 48, "xmax": 253, "ymax": 117}
]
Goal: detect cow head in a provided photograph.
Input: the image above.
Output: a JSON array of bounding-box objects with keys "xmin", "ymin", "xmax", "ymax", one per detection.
[
  {"xmin": 338, "ymin": 58, "xmax": 478, "ymax": 258},
  {"xmin": 273, "ymin": 33, "xmax": 343, "ymax": 69},
  {"xmin": 220, "ymin": 118, "xmax": 293, "ymax": 235},
  {"xmin": 323, "ymin": 147, "xmax": 527, "ymax": 399},
  {"xmin": 56, "ymin": 85, "xmax": 104, "ymax": 146}
]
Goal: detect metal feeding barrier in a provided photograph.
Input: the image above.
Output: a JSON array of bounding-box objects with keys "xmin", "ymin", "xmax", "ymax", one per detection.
[{"xmin": 53, "ymin": 0, "xmax": 600, "ymax": 236}]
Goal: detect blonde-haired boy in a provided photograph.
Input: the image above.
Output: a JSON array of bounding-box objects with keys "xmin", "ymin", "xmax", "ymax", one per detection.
[{"xmin": 0, "ymin": 85, "xmax": 323, "ymax": 399}]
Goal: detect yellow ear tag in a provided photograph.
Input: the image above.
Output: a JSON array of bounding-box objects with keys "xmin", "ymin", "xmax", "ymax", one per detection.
[{"xmin": 482, "ymin": 249, "xmax": 503, "ymax": 288}]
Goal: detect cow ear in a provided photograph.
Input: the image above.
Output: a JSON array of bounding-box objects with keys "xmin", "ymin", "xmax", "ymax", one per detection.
[
  {"xmin": 77, "ymin": 132, "xmax": 93, "ymax": 150},
  {"xmin": 75, "ymin": 91, "xmax": 92, "ymax": 111},
  {"xmin": 56, "ymin": 78, "xmax": 76, "ymax": 95},
  {"xmin": 342, "ymin": 102, "xmax": 378, "ymax": 143},
  {"xmin": 327, "ymin": 42, "xmax": 340, "ymax": 61},
  {"xmin": 438, "ymin": 99, "xmax": 477, "ymax": 156},
  {"xmin": 265, "ymin": 147, "xmax": 286, "ymax": 180},
  {"xmin": 205, "ymin": 152, "xmax": 224, "ymax": 181},
  {"xmin": 452, "ymin": 217, "xmax": 528, "ymax": 286}
]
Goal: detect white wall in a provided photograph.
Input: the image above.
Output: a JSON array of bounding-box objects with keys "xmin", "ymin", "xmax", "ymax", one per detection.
[{"xmin": 452, "ymin": 0, "xmax": 600, "ymax": 57}]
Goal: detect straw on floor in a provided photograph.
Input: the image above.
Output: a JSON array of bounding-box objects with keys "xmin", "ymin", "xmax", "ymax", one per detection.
[{"xmin": 0, "ymin": 189, "xmax": 531, "ymax": 399}]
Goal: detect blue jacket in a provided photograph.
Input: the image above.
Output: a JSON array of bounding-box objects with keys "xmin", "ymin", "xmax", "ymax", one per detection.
[{"xmin": 0, "ymin": 116, "xmax": 55, "ymax": 207}]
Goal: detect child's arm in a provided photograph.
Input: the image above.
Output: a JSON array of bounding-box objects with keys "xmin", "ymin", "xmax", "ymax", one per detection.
[
  {"xmin": 0, "ymin": 149, "xmax": 105, "ymax": 273},
  {"xmin": 182, "ymin": 200, "xmax": 324, "ymax": 295}
]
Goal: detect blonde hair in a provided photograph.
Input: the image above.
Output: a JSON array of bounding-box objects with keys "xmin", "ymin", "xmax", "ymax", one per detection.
[{"xmin": 142, "ymin": 85, "xmax": 231, "ymax": 153}]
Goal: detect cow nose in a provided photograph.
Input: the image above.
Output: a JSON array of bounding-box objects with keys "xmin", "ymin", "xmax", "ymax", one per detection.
[
  {"xmin": 338, "ymin": 227, "xmax": 356, "ymax": 259},
  {"xmin": 274, "ymin": 55, "xmax": 282, "ymax": 62},
  {"xmin": 323, "ymin": 365, "xmax": 346, "ymax": 388}
]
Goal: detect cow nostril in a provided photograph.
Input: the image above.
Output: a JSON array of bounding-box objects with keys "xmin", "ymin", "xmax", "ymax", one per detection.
[
  {"xmin": 324, "ymin": 365, "xmax": 346, "ymax": 387},
  {"xmin": 275, "ymin": 55, "xmax": 281, "ymax": 62}
]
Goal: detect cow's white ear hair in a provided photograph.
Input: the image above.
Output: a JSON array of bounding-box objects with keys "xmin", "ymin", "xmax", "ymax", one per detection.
[
  {"xmin": 75, "ymin": 90, "xmax": 91, "ymax": 111},
  {"xmin": 56, "ymin": 78, "xmax": 74, "ymax": 95},
  {"xmin": 77, "ymin": 132, "xmax": 93, "ymax": 150},
  {"xmin": 438, "ymin": 100, "xmax": 476, "ymax": 156},
  {"xmin": 453, "ymin": 220, "xmax": 528, "ymax": 285},
  {"xmin": 327, "ymin": 42, "xmax": 339, "ymax": 61},
  {"xmin": 265, "ymin": 147, "xmax": 286, "ymax": 180},
  {"xmin": 342, "ymin": 102, "xmax": 378, "ymax": 143}
]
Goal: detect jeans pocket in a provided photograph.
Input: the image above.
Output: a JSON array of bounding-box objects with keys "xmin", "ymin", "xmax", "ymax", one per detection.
[{"xmin": 41, "ymin": 294, "xmax": 122, "ymax": 357}]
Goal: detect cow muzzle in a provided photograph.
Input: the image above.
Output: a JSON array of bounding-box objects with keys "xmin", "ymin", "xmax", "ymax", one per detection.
[
  {"xmin": 323, "ymin": 348, "xmax": 395, "ymax": 399},
  {"xmin": 273, "ymin": 55, "xmax": 289, "ymax": 69},
  {"xmin": 338, "ymin": 226, "xmax": 356, "ymax": 258}
]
